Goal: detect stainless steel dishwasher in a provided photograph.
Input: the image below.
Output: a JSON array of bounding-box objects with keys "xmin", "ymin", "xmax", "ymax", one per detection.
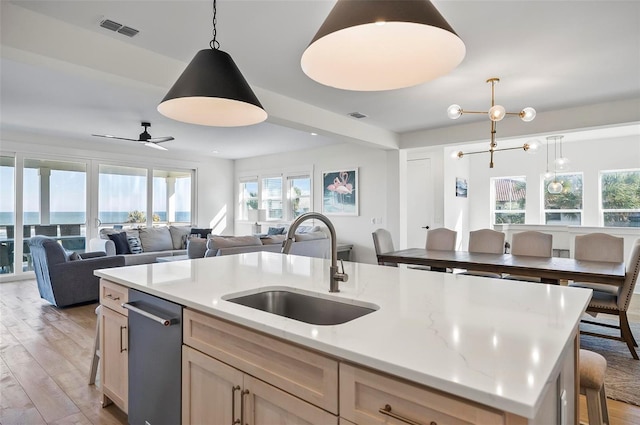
[{"xmin": 123, "ymin": 289, "xmax": 182, "ymax": 425}]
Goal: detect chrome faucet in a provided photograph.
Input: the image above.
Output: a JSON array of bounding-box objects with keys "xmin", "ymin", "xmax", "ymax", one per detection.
[{"xmin": 281, "ymin": 212, "xmax": 348, "ymax": 293}]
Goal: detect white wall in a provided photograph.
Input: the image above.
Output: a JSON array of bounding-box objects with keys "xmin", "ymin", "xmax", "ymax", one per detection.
[{"xmin": 235, "ymin": 143, "xmax": 398, "ymax": 264}]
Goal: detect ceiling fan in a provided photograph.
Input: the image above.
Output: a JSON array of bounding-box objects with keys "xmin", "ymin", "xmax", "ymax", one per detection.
[{"xmin": 92, "ymin": 122, "xmax": 174, "ymax": 150}]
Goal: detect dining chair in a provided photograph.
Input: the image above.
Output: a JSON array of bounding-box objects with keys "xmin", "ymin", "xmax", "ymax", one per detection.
[
  {"xmin": 461, "ymin": 229, "xmax": 505, "ymax": 278},
  {"xmin": 503, "ymin": 231, "xmax": 553, "ymax": 282},
  {"xmin": 571, "ymin": 238, "xmax": 639, "ymax": 359},
  {"xmin": 574, "ymin": 233, "xmax": 624, "ymax": 263},
  {"xmin": 372, "ymin": 228, "xmax": 397, "ymax": 267},
  {"xmin": 423, "ymin": 228, "xmax": 457, "ymax": 272}
]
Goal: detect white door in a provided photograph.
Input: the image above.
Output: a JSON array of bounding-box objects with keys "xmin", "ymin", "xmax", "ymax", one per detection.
[{"xmin": 406, "ymin": 158, "xmax": 434, "ymax": 248}]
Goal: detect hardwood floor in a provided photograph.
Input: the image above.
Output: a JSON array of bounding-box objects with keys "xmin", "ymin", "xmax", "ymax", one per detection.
[{"xmin": 1, "ymin": 280, "xmax": 639, "ymax": 425}]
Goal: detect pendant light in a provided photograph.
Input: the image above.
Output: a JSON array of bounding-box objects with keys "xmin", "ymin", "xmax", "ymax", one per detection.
[
  {"xmin": 158, "ymin": 0, "xmax": 267, "ymax": 127},
  {"xmin": 301, "ymin": 0, "xmax": 465, "ymax": 91},
  {"xmin": 547, "ymin": 136, "xmax": 564, "ymax": 194}
]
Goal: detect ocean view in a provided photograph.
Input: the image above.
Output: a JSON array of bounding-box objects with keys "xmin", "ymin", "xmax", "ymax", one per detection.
[{"xmin": 0, "ymin": 211, "xmax": 191, "ymax": 225}]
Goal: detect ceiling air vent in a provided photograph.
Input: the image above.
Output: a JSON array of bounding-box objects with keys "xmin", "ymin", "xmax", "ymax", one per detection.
[
  {"xmin": 348, "ymin": 112, "xmax": 368, "ymax": 119},
  {"xmin": 99, "ymin": 19, "xmax": 139, "ymax": 37},
  {"xmin": 100, "ymin": 19, "xmax": 122, "ymax": 32},
  {"xmin": 117, "ymin": 26, "xmax": 139, "ymax": 37}
]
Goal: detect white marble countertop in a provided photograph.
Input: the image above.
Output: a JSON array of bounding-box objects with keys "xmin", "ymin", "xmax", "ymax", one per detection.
[{"xmin": 95, "ymin": 252, "xmax": 591, "ymax": 418}]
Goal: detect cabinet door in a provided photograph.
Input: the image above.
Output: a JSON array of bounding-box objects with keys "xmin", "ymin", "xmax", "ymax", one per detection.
[
  {"xmin": 100, "ymin": 306, "xmax": 128, "ymax": 413},
  {"xmin": 182, "ymin": 345, "xmax": 243, "ymax": 425},
  {"xmin": 340, "ymin": 363, "xmax": 509, "ymax": 425},
  {"xmin": 243, "ymin": 375, "xmax": 337, "ymax": 425}
]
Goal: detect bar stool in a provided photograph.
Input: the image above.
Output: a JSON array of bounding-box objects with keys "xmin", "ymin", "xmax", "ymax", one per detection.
[
  {"xmin": 89, "ymin": 305, "xmax": 101, "ymax": 385},
  {"xmin": 579, "ymin": 349, "xmax": 609, "ymax": 425}
]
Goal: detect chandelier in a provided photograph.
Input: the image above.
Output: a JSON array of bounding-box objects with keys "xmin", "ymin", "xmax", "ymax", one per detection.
[{"xmin": 448, "ymin": 78, "xmax": 537, "ymax": 168}]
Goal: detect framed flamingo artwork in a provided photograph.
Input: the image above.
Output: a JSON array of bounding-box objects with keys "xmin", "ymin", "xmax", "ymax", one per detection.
[{"xmin": 322, "ymin": 168, "xmax": 359, "ymax": 216}]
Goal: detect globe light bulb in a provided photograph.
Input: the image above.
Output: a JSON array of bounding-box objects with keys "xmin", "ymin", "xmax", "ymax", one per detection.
[
  {"xmin": 447, "ymin": 104, "xmax": 462, "ymax": 119},
  {"xmin": 554, "ymin": 157, "xmax": 570, "ymax": 170},
  {"xmin": 544, "ymin": 170, "xmax": 554, "ymax": 179},
  {"xmin": 524, "ymin": 140, "xmax": 540, "ymax": 154},
  {"xmin": 547, "ymin": 181, "xmax": 563, "ymax": 194},
  {"xmin": 520, "ymin": 107, "xmax": 536, "ymax": 122},
  {"xmin": 488, "ymin": 105, "xmax": 506, "ymax": 121},
  {"xmin": 451, "ymin": 150, "xmax": 464, "ymax": 159}
]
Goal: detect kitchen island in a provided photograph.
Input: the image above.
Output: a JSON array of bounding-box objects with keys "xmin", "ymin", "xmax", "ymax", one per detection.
[{"xmin": 95, "ymin": 251, "xmax": 591, "ymax": 424}]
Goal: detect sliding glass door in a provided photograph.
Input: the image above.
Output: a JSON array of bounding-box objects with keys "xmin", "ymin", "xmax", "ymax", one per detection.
[
  {"xmin": 23, "ymin": 158, "xmax": 87, "ymax": 271},
  {"xmin": 0, "ymin": 156, "xmax": 15, "ymax": 275}
]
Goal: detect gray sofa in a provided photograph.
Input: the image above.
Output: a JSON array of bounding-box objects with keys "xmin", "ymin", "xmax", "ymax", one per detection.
[
  {"xmin": 89, "ymin": 225, "xmax": 191, "ymax": 265},
  {"xmin": 187, "ymin": 231, "xmax": 331, "ymax": 259},
  {"xmin": 30, "ymin": 236, "xmax": 125, "ymax": 307}
]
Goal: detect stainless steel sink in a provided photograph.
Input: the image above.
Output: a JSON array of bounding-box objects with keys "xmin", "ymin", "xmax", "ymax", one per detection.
[{"xmin": 224, "ymin": 289, "xmax": 378, "ymax": 325}]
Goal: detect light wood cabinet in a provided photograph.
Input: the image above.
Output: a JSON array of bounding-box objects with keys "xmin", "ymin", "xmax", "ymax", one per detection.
[
  {"xmin": 182, "ymin": 345, "xmax": 337, "ymax": 425},
  {"xmin": 340, "ymin": 363, "xmax": 526, "ymax": 425},
  {"xmin": 99, "ymin": 280, "xmax": 128, "ymax": 413},
  {"xmin": 183, "ymin": 308, "xmax": 339, "ymax": 414}
]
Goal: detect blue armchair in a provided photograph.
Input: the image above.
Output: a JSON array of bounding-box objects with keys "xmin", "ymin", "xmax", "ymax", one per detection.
[{"xmin": 29, "ymin": 236, "xmax": 125, "ymax": 307}]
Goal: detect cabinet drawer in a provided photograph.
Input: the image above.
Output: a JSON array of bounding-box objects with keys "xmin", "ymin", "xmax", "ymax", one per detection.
[
  {"xmin": 183, "ymin": 309, "xmax": 338, "ymax": 414},
  {"xmin": 340, "ymin": 363, "xmax": 512, "ymax": 425},
  {"xmin": 100, "ymin": 280, "xmax": 128, "ymax": 315}
]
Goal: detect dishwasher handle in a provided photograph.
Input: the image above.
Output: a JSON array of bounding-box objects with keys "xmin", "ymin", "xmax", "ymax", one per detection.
[{"xmin": 122, "ymin": 302, "xmax": 176, "ymax": 327}]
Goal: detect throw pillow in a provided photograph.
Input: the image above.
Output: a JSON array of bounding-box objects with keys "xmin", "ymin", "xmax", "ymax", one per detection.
[
  {"xmin": 169, "ymin": 225, "xmax": 191, "ymax": 250},
  {"xmin": 127, "ymin": 235, "xmax": 143, "ymax": 254},
  {"xmin": 260, "ymin": 234, "xmax": 287, "ymax": 245},
  {"xmin": 138, "ymin": 227, "xmax": 173, "ymax": 252},
  {"xmin": 190, "ymin": 228, "xmax": 212, "ymax": 239},
  {"xmin": 267, "ymin": 227, "xmax": 286, "ymax": 236},
  {"xmin": 64, "ymin": 249, "xmax": 81, "ymax": 261},
  {"xmin": 294, "ymin": 231, "xmax": 328, "ymax": 242},
  {"xmin": 108, "ymin": 232, "xmax": 131, "ymax": 255}
]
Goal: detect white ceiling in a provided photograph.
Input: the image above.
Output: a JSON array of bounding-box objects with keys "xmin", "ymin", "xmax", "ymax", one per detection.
[{"xmin": 1, "ymin": 1, "xmax": 639, "ymax": 159}]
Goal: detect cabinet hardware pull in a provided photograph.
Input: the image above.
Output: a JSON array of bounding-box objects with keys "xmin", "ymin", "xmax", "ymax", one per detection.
[
  {"xmin": 378, "ymin": 404, "xmax": 431, "ymax": 425},
  {"xmin": 105, "ymin": 294, "xmax": 119, "ymax": 301},
  {"xmin": 119, "ymin": 326, "xmax": 127, "ymax": 352},
  {"xmin": 122, "ymin": 302, "xmax": 175, "ymax": 326},
  {"xmin": 240, "ymin": 389, "xmax": 250, "ymax": 425},
  {"xmin": 231, "ymin": 385, "xmax": 241, "ymax": 425}
]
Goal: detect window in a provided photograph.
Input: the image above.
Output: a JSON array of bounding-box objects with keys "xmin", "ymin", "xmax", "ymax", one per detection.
[
  {"xmin": 153, "ymin": 169, "xmax": 192, "ymax": 224},
  {"xmin": 601, "ymin": 169, "xmax": 640, "ymax": 227},
  {"xmin": 287, "ymin": 175, "xmax": 311, "ymax": 219},
  {"xmin": 544, "ymin": 172, "xmax": 583, "ymax": 225},
  {"xmin": 492, "ymin": 177, "xmax": 526, "ymax": 224},
  {"xmin": 262, "ymin": 176, "xmax": 283, "ymax": 220},
  {"xmin": 99, "ymin": 164, "xmax": 147, "ymax": 225},
  {"xmin": 0, "ymin": 156, "xmax": 15, "ymax": 275},
  {"xmin": 239, "ymin": 178, "xmax": 258, "ymax": 220}
]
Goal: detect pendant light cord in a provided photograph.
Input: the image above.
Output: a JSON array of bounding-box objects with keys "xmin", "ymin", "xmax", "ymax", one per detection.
[{"xmin": 209, "ymin": 0, "xmax": 220, "ymax": 50}]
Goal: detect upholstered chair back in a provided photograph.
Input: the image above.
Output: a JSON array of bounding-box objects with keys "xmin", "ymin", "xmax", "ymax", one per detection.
[
  {"xmin": 468, "ymin": 229, "xmax": 505, "ymax": 254},
  {"xmin": 372, "ymin": 228, "xmax": 397, "ymax": 267},
  {"xmin": 426, "ymin": 228, "xmax": 457, "ymax": 251},
  {"xmin": 511, "ymin": 231, "xmax": 553, "ymax": 257},
  {"xmin": 619, "ymin": 239, "xmax": 640, "ymax": 311},
  {"xmin": 574, "ymin": 233, "xmax": 624, "ymax": 263}
]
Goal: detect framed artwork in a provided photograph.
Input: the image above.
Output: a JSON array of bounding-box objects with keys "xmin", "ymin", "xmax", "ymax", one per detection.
[
  {"xmin": 322, "ymin": 168, "xmax": 359, "ymax": 216},
  {"xmin": 456, "ymin": 177, "xmax": 468, "ymax": 198}
]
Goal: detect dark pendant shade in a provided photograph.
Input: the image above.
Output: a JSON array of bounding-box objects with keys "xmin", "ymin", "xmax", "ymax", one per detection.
[
  {"xmin": 158, "ymin": 49, "xmax": 267, "ymax": 127},
  {"xmin": 301, "ymin": 0, "xmax": 465, "ymax": 91}
]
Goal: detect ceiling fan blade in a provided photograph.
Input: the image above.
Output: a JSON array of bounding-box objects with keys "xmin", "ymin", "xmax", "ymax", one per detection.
[
  {"xmin": 148, "ymin": 136, "xmax": 174, "ymax": 143},
  {"xmin": 91, "ymin": 134, "xmax": 138, "ymax": 142},
  {"xmin": 144, "ymin": 142, "xmax": 168, "ymax": 151}
]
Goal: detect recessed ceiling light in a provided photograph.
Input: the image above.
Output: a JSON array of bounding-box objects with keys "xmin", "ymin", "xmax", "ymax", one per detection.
[
  {"xmin": 310, "ymin": 132, "xmax": 318, "ymax": 136},
  {"xmin": 212, "ymin": 150, "xmax": 219, "ymax": 154}
]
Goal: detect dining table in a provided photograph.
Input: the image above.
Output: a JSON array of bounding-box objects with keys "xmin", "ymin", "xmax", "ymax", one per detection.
[{"xmin": 377, "ymin": 248, "xmax": 626, "ymax": 285}]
